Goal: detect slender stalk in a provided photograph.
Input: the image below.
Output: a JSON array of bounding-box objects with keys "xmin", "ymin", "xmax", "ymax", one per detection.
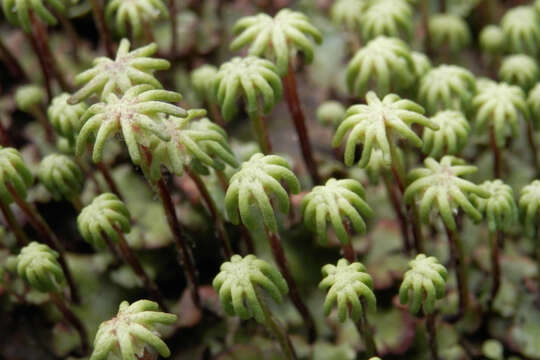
[
  {"xmin": 31, "ymin": 13, "xmax": 71, "ymax": 92},
  {"xmin": 0, "ymin": 114, "xmax": 12, "ymax": 146},
  {"xmin": 388, "ymin": 137, "xmax": 424, "ymax": 253},
  {"xmin": 534, "ymin": 225, "xmax": 540, "ymax": 306},
  {"xmin": 96, "ymin": 162, "xmax": 123, "ymax": 199},
  {"xmin": 382, "ymin": 170, "xmax": 411, "ymax": 253},
  {"xmin": 357, "ymin": 297, "xmax": 377, "ymax": 357},
  {"xmin": 185, "ymin": 166, "xmax": 233, "ymax": 258},
  {"xmin": 0, "ymin": 201, "xmax": 29, "ymax": 246},
  {"xmin": 426, "ymin": 313, "xmax": 439, "ymax": 360},
  {"xmin": 421, "ymin": 0, "xmax": 432, "ymax": 56},
  {"xmin": 256, "ymin": 287, "xmax": 297, "ymax": 360},
  {"xmin": 342, "ymin": 220, "xmax": 356, "ymax": 262},
  {"xmin": 168, "ymin": 0, "xmax": 177, "ymax": 57},
  {"xmin": 75, "ymin": 158, "xmax": 103, "ymax": 193},
  {"xmin": 240, "ymin": 224, "xmax": 255, "ymax": 254},
  {"xmin": 155, "ymin": 177, "xmax": 200, "ymax": 307},
  {"xmin": 526, "ymin": 120, "xmax": 539, "ymax": 176},
  {"xmin": 488, "ymin": 230, "xmax": 501, "ymax": 311},
  {"xmin": 489, "ymin": 126, "xmax": 502, "ymax": 179},
  {"xmin": 248, "ymin": 108, "xmax": 272, "ymax": 155},
  {"xmin": 0, "ymin": 37, "xmax": 28, "ymax": 82},
  {"xmin": 140, "ymin": 146, "xmax": 200, "ymax": 307},
  {"xmin": 265, "ymin": 229, "xmax": 317, "ymax": 341},
  {"xmin": 52, "ymin": 9, "xmax": 80, "ymax": 61},
  {"xmin": 25, "ymin": 30, "xmax": 53, "ymax": 100},
  {"xmin": 89, "ymin": 0, "xmax": 114, "ymax": 57},
  {"xmin": 282, "ymin": 61, "xmax": 320, "ymax": 185},
  {"xmin": 114, "ymin": 229, "xmax": 168, "ymax": 311},
  {"xmin": 444, "ymin": 224, "xmax": 469, "ymax": 317},
  {"xmin": 50, "ymin": 292, "xmax": 89, "ymax": 355},
  {"xmin": 439, "ymin": 0, "xmax": 446, "ymax": 12},
  {"xmin": 6, "ymin": 184, "xmax": 80, "ymax": 304},
  {"xmin": 70, "ymin": 195, "xmax": 83, "ymax": 212},
  {"xmin": 31, "ymin": 106, "xmax": 55, "ymax": 143}
]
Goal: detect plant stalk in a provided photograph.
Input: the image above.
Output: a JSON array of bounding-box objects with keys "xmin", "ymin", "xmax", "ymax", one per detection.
[
  {"xmin": 382, "ymin": 170, "xmax": 411, "ymax": 253},
  {"xmin": 114, "ymin": 228, "xmax": 168, "ymax": 311},
  {"xmin": 185, "ymin": 166, "xmax": 233, "ymax": 258},
  {"xmin": 30, "ymin": 13, "xmax": 71, "ymax": 92},
  {"xmin": 50, "ymin": 292, "xmax": 89, "ymax": 355},
  {"xmin": 89, "ymin": 0, "xmax": 114, "ymax": 57},
  {"xmin": 256, "ymin": 287, "xmax": 298, "ymax": 360},
  {"xmin": 421, "ymin": 0, "xmax": 432, "ymax": 56},
  {"xmin": 96, "ymin": 162, "xmax": 123, "ymax": 200},
  {"xmin": 488, "ymin": 230, "xmax": 501, "ymax": 311},
  {"xmin": 25, "ymin": 29, "xmax": 53, "ymax": 100},
  {"xmin": 388, "ymin": 137, "xmax": 424, "ymax": 253},
  {"xmin": 489, "ymin": 126, "xmax": 502, "ymax": 179},
  {"xmin": 526, "ymin": 120, "xmax": 539, "ymax": 176},
  {"xmin": 248, "ymin": 108, "xmax": 272, "ymax": 155},
  {"xmin": 356, "ymin": 297, "xmax": 377, "ymax": 357},
  {"xmin": 282, "ymin": 61, "xmax": 320, "ymax": 185},
  {"xmin": 32, "ymin": 106, "xmax": 55, "ymax": 144},
  {"xmin": 426, "ymin": 312, "xmax": 439, "ymax": 360},
  {"xmin": 342, "ymin": 220, "xmax": 356, "ymax": 262},
  {"xmin": 444, "ymin": 224, "xmax": 469, "ymax": 317},
  {"xmin": 0, "ymin": 201, "xmax": 29, "ymax": 247},
  {"xmin": 265, "ymin": 229, "xmax": 317, "ymax": 341},
  {"xmin": 6, "ymin": 184, "xmax": 80, "ymax": 304},
  {"xmin": 168, "ymin": 0, "xmax": 177, "ymax": 57},
  {"xmin": 140, "ymin": 146, "xmax": 200, "ymax": 307},
  {"xmin": 0, "ymin": 37, "xmax": 28, "ymax": 82}
]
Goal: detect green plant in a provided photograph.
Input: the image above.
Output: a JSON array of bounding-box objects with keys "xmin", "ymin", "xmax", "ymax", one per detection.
[
  {"xmin": 230, "ymin": 8, "xmax": 322, "ymax": 184},
  {"xmin": 418, "ymin": 65, "xmax": 476, "ymax": 115},
  {"xmin": 15, "ymin": 85, "xmax": 54, "ymax": 141},
  {"xmin": 472, "ymin": 81, "xmax": 535, "ymax": 177},
  {"xmin": 319, "ymin": 258, "xmax": 377, "ymax": 356},
  {"xmin": 479, "ymin": 25, "xmax": 505, "ymax": 55},
  {"xmin": 405, "ymin": 156, "xmax": 489, "ymax": 315},
  {"xmin": 90, "ymin": 299, "xmax": 176, "ymax": 360},
  {"xmin": 78, "ymin": 193, "xmax": 167, "ymax": 309},
  {"xmin": 316, "ymin": 101, "xmax": 346, "ymax": 128},
  {"xmin": 333, "ymin": 91, "xmax": 436, "ymax": 253},
  {"xmin": 301, "ymin": 178, "xmax": 373, "ymax": 261},
  {"xmin": 360, "ymin": 0, "xmax": 413, "ymax": 42},
  {"xmin": 411, "ymin": 51, "xmax": 432, "ymax": 79},
  {"xmin": 17, "ymin": 242, "xmax": 89, "ymax": 353},
  {"xmin": 47, "ymin": 93, "xmax": 87, "ymax": 146},
  {"xmin": 519, "ymin": 180, "xmax": 540, "ymax": 299},
  {"xmin": 213, "ymin": 254, "xmax": 295, "ymax": 359},
  {"xmin": 472, "ymin": 180, "xmax": 517, "ymax": 309},
  {"xmin": 346, "ymin": 36, "xmax": 415, "ymax": 98},
  {"xmin": 225, "ymin": 153, "xmax": 316, "ymax": 339},
  {"xmin": 499, "ymin": 54, "xmax": 539, "ymax": 91},
  {"xmin": 399, "ymin": 254, "xmax": 447, "ymax": 360},
  {"xmin": 69, "ymin": 39, "xmax": 170, "ymax": 104},
  {"xmin": 213, "ymin": 56, "xmax": 282, "ymax": 154},
  {"xmin": 330, "ymin": 0, "xmax": 366, "ymax": 34},
  {"xmin": 148, "ymin": 109, "xmax": 238, "ymax": 180},
  {"xmin": 105, "ymin": 0, "xmax": 168, "ymax": 39},
  {"xmin": 148, "ymin": 109, "xmax": 238, "ymax": 257},
  {"xmin": 333, "ymin": 91, "xmax": 435, "ymax": 168},
  {"xmin": 428, "ymin": 14, "xmax": 471, "ymax": 55},
  {"xmin": 528, "ymin": 83, "xmax": 540, "ymax": 128},
  {"xmin": 500, "ymin": 6, "xmax": 540, "ymax": 56},
  {"xmin": 1, "ymin": 0, "xmax": 65, "ymax": 32},
  {"xmin": 422, "ymin": 110, "xmax": 470, "ymax": 159},
  {"xmin": 76, "ymin": 84, "xmax": 182, "ymax": 164},
  {"xmin": 230, "ymin": 9, "xmax": 322, "ymax": 77},
  {"xmin": 38, "ymin": 154, "xmax": 84, "ymax": 208}
]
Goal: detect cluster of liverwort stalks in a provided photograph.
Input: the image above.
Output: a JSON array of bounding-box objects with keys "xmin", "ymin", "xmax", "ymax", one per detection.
[{"xmin": 1, "ymin": 0, "xmax": 540, "ymax": 359}]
